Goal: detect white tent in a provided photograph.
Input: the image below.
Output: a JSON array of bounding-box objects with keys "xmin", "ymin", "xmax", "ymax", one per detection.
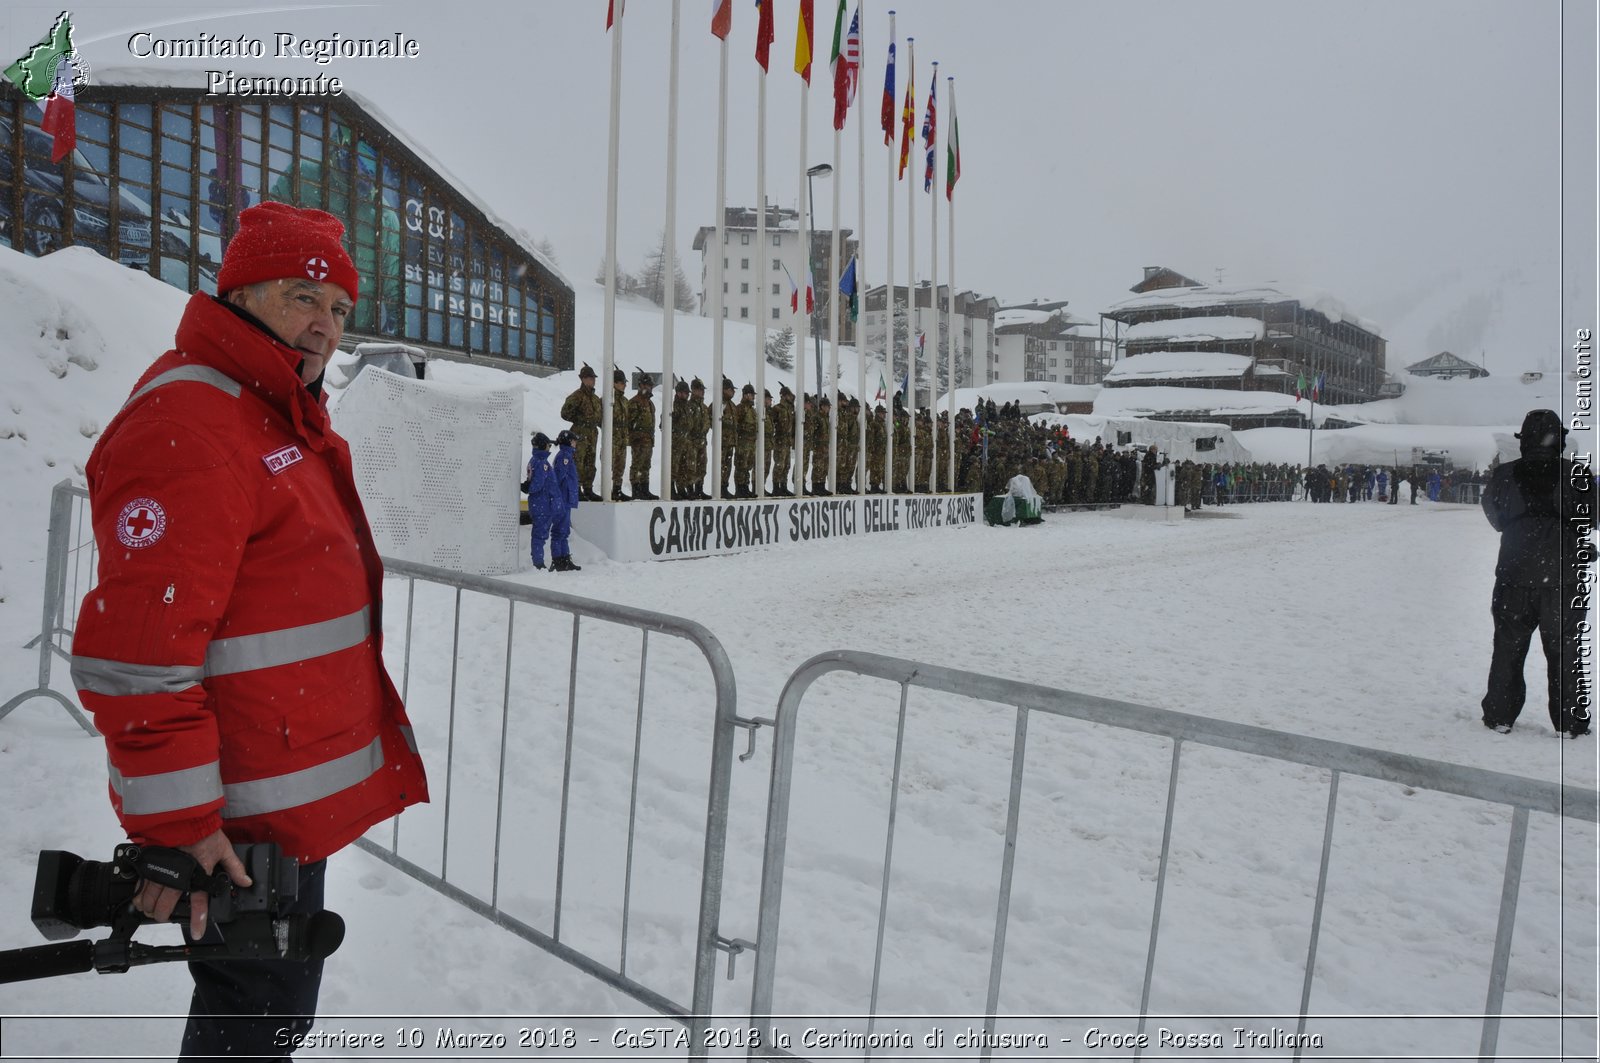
[{"xmin": 1035, "ymin": 413, "xmax": 1254, "ymax": 464}]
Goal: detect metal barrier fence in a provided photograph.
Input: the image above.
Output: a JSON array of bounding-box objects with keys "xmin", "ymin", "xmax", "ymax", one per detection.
[
  {"xmin": 0, "ymin": 480, "xmax": 96, "ymax": 735},
  {"xmin": 1, "ymin": 480, "xmax": 748, "ymax": 1056},
  {"xmin": 748, "ymin": 650, "xmax": 1600, "ymax": 1062}
]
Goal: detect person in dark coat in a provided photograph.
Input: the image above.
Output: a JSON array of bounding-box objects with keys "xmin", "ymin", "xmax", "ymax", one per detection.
[{"xmin": 1479, "ymin": 410, "xmax": 1593, "ymax": 735}]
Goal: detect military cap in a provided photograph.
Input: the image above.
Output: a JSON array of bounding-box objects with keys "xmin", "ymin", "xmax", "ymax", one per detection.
[
  {"xmin": 742, "ymin": 383, "xmax": 755, "ymax": 395},
  {"xmin": 780, "ymin": 384, "xmax": 793, "ymax": 398},
  {"xmin": 722, "ymin": 377, "xmax": 735, "ymax": 390},
  {"xmin": 613, "ymin": 367, "xmax": 627, "ymax": 384},
  {"xmin": 636, "ymin": 371, "xmax": 655, "ymax": 389},
  {"xmin": 764, "ymin": 388, "xmax": 773, "ymax": 399},
  {"xmin": 674, "ymin": 379, "xmax": 690, "ymax": 393},
  {"xmin": 579, "ymin": 363, "xmax": 597, "ymax": 379},
  {"xmin": 820, "ymin": 395, "xmax": 831, "ymax": 406},
  {"xmin": 691, "ymin": 377, "xmax": 706, "ymax": 391}
]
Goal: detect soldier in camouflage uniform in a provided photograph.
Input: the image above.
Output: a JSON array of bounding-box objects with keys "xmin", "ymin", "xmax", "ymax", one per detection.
[
  {"xmin": 837, "ymin": 397, "xmax": 860, "ymax": 494},
  {"xmin": 719, "ymin": 378, "xmax": 737, "ymax": 498},
  {"xmin": 733, "ymin": 383, "xmax": 759, "ymax": 497},
  {"xmin": 627, "ymin": 373, "xmax": 659, "ymax": 501},
  {"xmin": 867, "ymin": 404, "xmax": 887, "ymax": 493},
  {"xmin": 915, "ymin": 409, "xmax": 934, "ymax": 493},
  {"xmin": 608, "ymin": 368, "xmax": 631, "ymax": 501},
  {"xmin": 770, "ymin": 385, "xmax": 795, "ymax": 496},
  {"xmin": 670, "ymin": 378, "xmax": 694, "ymax": 500},
  {"xmin": 893, "ymin": 398, "xmax": 911, "ymax": 493},
  {"xmin": 560, "ymin": 363, "xmax": 603, "ymax": 501},
  {"xmin": 686, "ymin": 378, "xmax": 709, "ymax": 499},
  {"xmin": 761, "ymin": 389, "xmax": 775, "ymax": 495},
  {"xmin": 808, "ymin": 395, "xmax": 833, "ymax": 495}
]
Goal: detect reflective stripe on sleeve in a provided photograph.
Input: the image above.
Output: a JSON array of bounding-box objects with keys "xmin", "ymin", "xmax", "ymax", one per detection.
[
  {"xmin": 399, "ymin": 726, "xmax": 417, "ymax": 754},
  {"xmin": 124, "ymin": 365, "xmax": 242, "ymax": 409},
  {"xmin": 109, "ymin": 759, "xmax": 224, "ymax": 816},
  {"xmin": 72, "ymin": 656, "xmax": 204, "ymax": 696},
  {"xmin": 204, "ymin": 607, "xmax": 371, "ymax": 678},
  {"xmin": 221, "ymin": 736, "xmax": 385, "ymax": 819}
]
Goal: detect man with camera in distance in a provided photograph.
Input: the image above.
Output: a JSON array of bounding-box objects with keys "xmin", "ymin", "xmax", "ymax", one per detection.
[{"xmin": 68, "ymin": 201, "xmax": 429, "ymax": 1058}]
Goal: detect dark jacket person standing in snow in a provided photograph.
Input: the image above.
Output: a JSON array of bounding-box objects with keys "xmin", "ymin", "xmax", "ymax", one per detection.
[
  {"xmin": 1479, "ymin": 409, "xmax": 1595, "ymax": 736},
  {"xmin": 70, "ymin": 202, "xmax": 429, "ymax": 1058}
]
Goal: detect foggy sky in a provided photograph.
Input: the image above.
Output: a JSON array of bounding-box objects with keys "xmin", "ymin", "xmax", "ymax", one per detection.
[{"xmin": 5, "ymin": 0, "xmax": 1595, "ymax": 369}]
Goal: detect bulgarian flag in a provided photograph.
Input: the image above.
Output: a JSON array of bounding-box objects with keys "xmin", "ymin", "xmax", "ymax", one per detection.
[
  {"xmin": 945, "ymin": 79, "xmax": 961, "ymax": 200},
  {"xmin": 795, "ymin": 0, "xmax": 815, "ymax": 83}
]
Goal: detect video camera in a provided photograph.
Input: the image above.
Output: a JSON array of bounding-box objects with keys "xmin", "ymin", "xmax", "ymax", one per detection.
[{"xmin": 1, "ymin": 842, "xmax": 344, "ymax": 985}]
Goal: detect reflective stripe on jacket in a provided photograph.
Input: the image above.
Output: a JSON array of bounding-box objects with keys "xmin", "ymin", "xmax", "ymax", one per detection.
[{"xmin": 71, "ymin": 293, "xmax": 428, "ymax": 862}]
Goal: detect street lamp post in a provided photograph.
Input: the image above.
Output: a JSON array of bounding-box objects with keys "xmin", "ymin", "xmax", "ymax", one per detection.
[{"xmin": 805, "ymin": 163, "xmax": 832, "ymax": 393}]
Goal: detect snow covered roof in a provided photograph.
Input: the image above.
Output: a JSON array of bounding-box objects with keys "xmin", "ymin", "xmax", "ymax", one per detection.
[
  {"xmin": 944, "ymin": 381, "xmax": 1101, "ymax": 410},
  {"xmin": 995, "ymin": 308, "xmax": 1053, "ymax": 329},
  {"xmin": 1123, "ymin": 315, "xmax": 1265, "ymax": 343},
  {"xmin": 1094, "ymin": 385, "xmax": 1316, "ymax": 420},
  {"xmin": 1105, "ymin": 282, "xmax": 1382, "ymax": 335},
  {"xmin": 1103, "ymin": 352, "xmax": 1254, "ymax": 383},
  {"xmin": 1036, "ymin": 413, "xmax": 1254, "ymax": 463},
  {"xmin": 88, "ymin": 67, "xmax": 570, "ymax": 289}
]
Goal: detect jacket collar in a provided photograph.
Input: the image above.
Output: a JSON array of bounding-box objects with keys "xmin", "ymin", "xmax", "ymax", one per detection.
[{"xmin": 172, "ymin": 292, "xmax": 332, "ymax": 448}]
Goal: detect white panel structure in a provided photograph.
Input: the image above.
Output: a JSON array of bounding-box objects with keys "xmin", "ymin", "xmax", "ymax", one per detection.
[{"xmin": 333, "ymin": 369, "xmax": 522, "ymax": 575}]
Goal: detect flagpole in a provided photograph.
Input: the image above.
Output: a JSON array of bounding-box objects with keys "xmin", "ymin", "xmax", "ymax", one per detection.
[
  {"xmin": 883, "ymin": 11, "xmax": 896, "ymax": 498},
  {"xmin": 828, "ymin": 119, "xmax": 841, "ymax": 494},
  {"xmin": 601, "ymin": 2, "xmax": 625, "ymax": 503},
  {"xmin": 854, "ymin": 2, "xmax": 867, "ymax": 494},
  {"xmin": 905, "ymin": 37, "xmax": 916, "ymax": 492},
  {"xmin": 945, "ymin": 74, "xmax": 956, "ymax": 493},
  {"xmin": 712, "ymin": 33, "xmax": 730, "ymax": 499},
  {"xmin": 927, "ymin": 60, "xmax": 939, "ymax": 491},
  {"xmin": 755, "ymin": 47, "xmax": 769, "ymax": 498},
  {"xmin": 660, "ymin": 0, "xmax": 681, "ymax": 502},
  {"xmin": 793, "ymin": 35, "xmax": 811, "ymax": 498}
]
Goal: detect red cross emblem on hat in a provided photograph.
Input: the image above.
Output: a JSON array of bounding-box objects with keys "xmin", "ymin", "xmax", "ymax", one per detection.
[
  {"xmin": 305, "ymin": 256, "xmax": 330, "ymax": 281},
  {"xmin": 115, "ymin": 497, "xmax": 168, "ymax": 549}
]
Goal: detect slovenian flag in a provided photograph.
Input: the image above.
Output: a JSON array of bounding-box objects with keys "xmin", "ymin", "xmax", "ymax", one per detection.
[
  {"xmin": 880, "ymin": 28, "xmax": 895, "ymax": 146},
  {"xmin": 712, "ymin": 0, "xmax": 732, "ymax": 39}
]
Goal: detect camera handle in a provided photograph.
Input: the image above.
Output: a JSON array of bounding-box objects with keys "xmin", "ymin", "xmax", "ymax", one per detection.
[{"xmin": 0, "ymin": 911, "xmax": 345, "ymax": 984}]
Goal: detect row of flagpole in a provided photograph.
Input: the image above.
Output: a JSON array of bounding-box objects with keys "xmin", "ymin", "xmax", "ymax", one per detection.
[{"xmin": 601, "ymin": 0, "xmax": 963, "ymax": 503}]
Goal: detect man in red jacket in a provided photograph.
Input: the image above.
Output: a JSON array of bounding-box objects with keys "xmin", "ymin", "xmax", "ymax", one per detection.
[{"xmin": 70, "ymin": 202, "xmax": 429, "ymax": 1058}]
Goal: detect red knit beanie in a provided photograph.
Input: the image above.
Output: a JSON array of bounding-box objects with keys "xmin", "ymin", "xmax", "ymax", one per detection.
[{"xmin": 217, "ymin": 201, "xmax": 360, "ymax": 302}]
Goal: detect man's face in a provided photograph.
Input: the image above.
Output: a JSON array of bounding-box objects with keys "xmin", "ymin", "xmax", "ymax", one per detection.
[
  {"xmin": 581, "ymin": 375, "xmax": 596, "ymax": 391},
  {"xmin": 229, "ymin": 278, "xmax": 352, "ymax": 384}
]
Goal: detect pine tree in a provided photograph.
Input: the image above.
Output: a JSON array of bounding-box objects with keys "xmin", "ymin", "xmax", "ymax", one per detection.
[
  {"xmin": 640, "ymin": 228, "xmax": 696, "ymax": 310},
  {"xmin": 534, "ymin": 237, "xmax": 559, "ymax": 266},
  {"xmin": 765, "ymin": 326, "xmax": 795, "ymax": 370}
]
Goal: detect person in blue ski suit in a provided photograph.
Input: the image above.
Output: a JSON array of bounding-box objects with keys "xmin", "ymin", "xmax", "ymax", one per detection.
[
  {"xmin": 525, "ymin": 432, "xmax": 559, "ymax": 570},
  {"xmin": 549, "ymin": 430, "xmax": 582, "ymax": 572}
]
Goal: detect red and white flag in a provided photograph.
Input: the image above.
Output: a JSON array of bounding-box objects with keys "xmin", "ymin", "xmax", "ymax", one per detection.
[
  {"xmin": 711, "ymin": 0, "xmax": 732, "ymax": 39},
  {"xmin": 606, "ymin": 0, "xmax": 624, "ymax": 29},
  {"xmin": 783, "ymin": 262, "xmax": 814, "ymax": 315},
  {"xmin": 41, "ymin": 57, "xmax": 76, "ymax": 164}
]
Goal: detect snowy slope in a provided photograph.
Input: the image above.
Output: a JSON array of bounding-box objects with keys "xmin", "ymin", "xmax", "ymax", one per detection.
[{"xmin": 0, "ymin": 247, "xmax": 1594, "ymax": 1061}]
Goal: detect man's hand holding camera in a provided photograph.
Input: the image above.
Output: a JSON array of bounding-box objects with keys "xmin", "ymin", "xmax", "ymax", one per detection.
[{"xmin": 132, "ymin": 829, "xmax": 251, "ymax": 938}]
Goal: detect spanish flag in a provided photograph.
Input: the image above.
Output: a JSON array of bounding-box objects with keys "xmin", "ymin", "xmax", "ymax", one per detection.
[{"xmin": 795, "ymin": 0, "xmax": 814, "ymax": 83}]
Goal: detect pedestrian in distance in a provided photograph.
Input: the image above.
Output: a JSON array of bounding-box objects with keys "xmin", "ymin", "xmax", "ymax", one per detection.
[
  {"xmin": 550, "ymin": 430, "xmax": 582, "ymax": 571},
  {"xmin": 1479, "ymin": 410, "xmax": 1593, "ymax": 736},
  {"xmin": 524, "ymin": 431, "xmax": 558, "ymax": 570},
  {"xmin": 68, "ymin": 201, "xmax": 429, "ymax": 1058}
]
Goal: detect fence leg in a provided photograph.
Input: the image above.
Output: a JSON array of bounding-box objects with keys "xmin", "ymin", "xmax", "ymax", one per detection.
[
  {"xmin": 1478, "ymin": 806, "xmax": 1529, "ymax": 1063},
  {"xmin": 1135, "ymin": 738, "xmax": 1184, "ymax": 1059},
  {"xmin": 1, "ymin": 480, "xmax": 97, "ymax": 737}
]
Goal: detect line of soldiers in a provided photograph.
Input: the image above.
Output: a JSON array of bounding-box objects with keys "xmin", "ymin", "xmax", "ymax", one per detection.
[{"xmin": 560, "ymin": 363, "xmax": 988, "ymax": 501}]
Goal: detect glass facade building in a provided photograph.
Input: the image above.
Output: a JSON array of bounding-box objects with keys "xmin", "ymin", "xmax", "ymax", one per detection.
[{"xmin": 0, "ymin": 82, "xmax": 573, "ymax": 371}]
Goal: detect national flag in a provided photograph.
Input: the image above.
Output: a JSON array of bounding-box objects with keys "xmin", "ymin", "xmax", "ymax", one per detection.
[
  {"xmin": 795, "ymin": 0, "xmax": 815, "ymax": 83},
  {"xmin": 916, "ymin": 329, "xmax": 926, "ymax": 354},
  {"xmin": 897, "ymin": 57, "xmax": 915, "ymax": 178},
  {"xmin": 40, "ymin": 57, "xmax": 77, "ymax": 164},
  {"xmin": 607, "ymin": 0, "xmax": 624, "ymax": 29},
  {"xmin": 782, "ymin": 262, "xmax": 814, "ymax": 315},
  {"xmin": 712, "ymin": 0, "xmax": 732, "ymax": 39},
  {"xmin": 898, "ymin": 371, "xmax": 910, "ymax": 400},
  {"xmin": 829, "ymin": 3, "xmax": 860, "ymax": 131},
  {"xmin": 838, "ymin": 256, "xmax": 859, "ymax": 322},
  {"xmin": 1295, "ymin": 372, "xmax": 1306, "ymax": 400},
  {"xmin": 875, "ymin": 371, "xmax": 888, "ymax": 403},
  {"xmin": 945, "ymin": 80, "xmax": 961, "ymax": 200},
  {"xmin": 880, "ymin": 30, "xmax": 896, "ymax": 146},
  {"xmin": 921, "ymin": 70, "xmax": 938, "ymax": 192},
  {"xmin": 1312, "ymin": 372, "xmax": 1325, "ymax": 402},
  {"xmin": 755, "ymin": 0, "xmax": 775, "ymax": 70}
]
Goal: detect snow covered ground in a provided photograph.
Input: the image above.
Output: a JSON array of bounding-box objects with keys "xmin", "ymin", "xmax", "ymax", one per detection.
[{"xmin": 0, "ymin": 247, "xmax": 1595, "ymax": 1060}]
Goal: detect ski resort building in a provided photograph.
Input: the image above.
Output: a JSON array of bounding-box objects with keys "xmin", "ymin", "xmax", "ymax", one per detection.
[
  {"xmin": 1101, "ymin": 266, "xmax": 1387, "ymax": 404},
  {"xmin": 992, "ymin": 301, "xmax": 1112, "ymax": 387},
  {"xmin": 692, "ymin": 205, "xmax": 856, "ymax": 340},
  {"xmin": 1405, "ymin": 350, "xmax": 1490, "ymax": 379},
  {"xmin": 860, "ymin": 283, "xmax": 998, "ymax": 389},
  {"xmin": 0, "ymin": 70, "xmax": 575, "ymax": 373}
]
